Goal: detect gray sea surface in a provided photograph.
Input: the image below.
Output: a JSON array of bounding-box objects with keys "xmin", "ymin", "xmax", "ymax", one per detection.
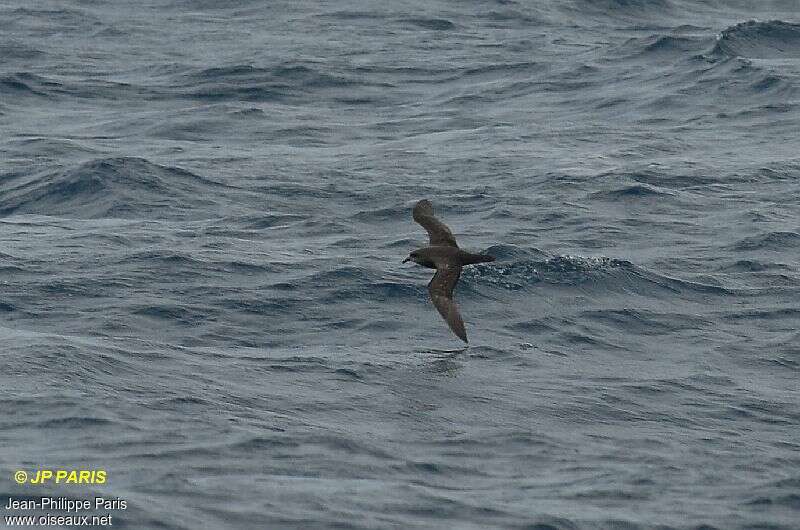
[{"xmin": 1, "ymin": 1, "xmax": 799, "ymax": 528}]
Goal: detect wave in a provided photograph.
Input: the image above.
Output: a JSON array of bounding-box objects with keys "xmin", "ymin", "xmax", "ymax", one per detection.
[
  {"xmin": 0, "ymin": 70, "xmax": 156, "ymax": 103},
  {"xmin": 642, "ymin": 35, "xmax": 699, "ymax": 53},
  {"xmin": 718, "ymin": 259, "xmax": 793, "ymax": 273},
  {"xmin": 4, "ymin": 138, "xmax": 100, "ymax": 164},
  {"xmin": 618, "ymin": 34, "xmax": 708, "ymax": 59},
  {"xmin": 713, "ymin": 20, "xmax": 800, "ymax": 59},
  {"xmin": 562, "ymin": 0, "xmax": 674, "ymax": 22},
  {"xmin": 0, "ymin": 72, "xmax": 59, "ymax": 97},
  {"xmin": 0, "ymin": 40, "xmax": 44, "ymax": 60},
  {"xmin": 179, "ymin": 63, "xmax": 387, "ymax": 102},
  {"xmin": 590, "ymin": 184, "xmax": 676, "ymax": 201},
  {"xmin": 581, "ymin": 308, "xmax": 712, "ymax": 335},
  {"xmin": 399, "ymin": 18, "xmax": 456, "ymax": 31},
  {"xmin": 0, "ymin": 157, "xmax": 233, "ymax": 220},
  {"xmin": 466, "ymin": 255, "xmax": 632, "ymax": 290},
  {"xmin": 731, "ymin": 231, "xmax": 800, "ymax": 251},
  {"xmin": 466, "ymin": 254, "xmax": 735, "ymax": 298}
]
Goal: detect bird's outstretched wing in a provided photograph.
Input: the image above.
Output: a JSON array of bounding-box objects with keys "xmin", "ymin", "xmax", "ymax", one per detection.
[
  {"xmin": 428, "ymin": 262, "xmax": 467, "ymax": 343},
  {"xmin": 413, "ymin": 199, "xmax": 458, "ymax": 248}
]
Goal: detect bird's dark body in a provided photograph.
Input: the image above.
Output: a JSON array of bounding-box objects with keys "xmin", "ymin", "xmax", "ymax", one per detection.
[
  {"xmin": 404, "ymin": 199, "xmax": 495, "ymax": 343},
  {"xmin": 411, "ymin": 246, "xmax": 495, "ymax": 269}
]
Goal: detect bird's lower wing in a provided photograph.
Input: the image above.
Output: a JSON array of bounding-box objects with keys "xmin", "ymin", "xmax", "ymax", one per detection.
[
  {"xmin": 428, "ymin": 263, "xmax": 467, "ymax": 343},
  {"xmin": 413, "ymin": 199, "xmax": 459, "ymax": 248}
]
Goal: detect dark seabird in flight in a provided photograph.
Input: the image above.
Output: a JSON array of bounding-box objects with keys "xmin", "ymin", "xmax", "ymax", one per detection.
[{"xmin": 403, "ymin": 199, "xmax": 495, "ymax": 343}]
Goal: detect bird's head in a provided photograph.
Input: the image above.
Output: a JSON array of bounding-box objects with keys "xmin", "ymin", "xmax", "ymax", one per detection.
[{"xmin": 403, "ymin": 251, "xmax": 421, "ymax": 265}]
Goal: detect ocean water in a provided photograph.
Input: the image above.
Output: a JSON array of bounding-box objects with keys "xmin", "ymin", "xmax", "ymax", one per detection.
[{"xmin": 1, "ymin": 0, "xmax": 799, "ymax": 528}]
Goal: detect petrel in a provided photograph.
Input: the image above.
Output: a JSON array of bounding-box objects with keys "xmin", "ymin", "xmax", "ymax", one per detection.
[{"xmin": 403, "ymin": 199, "xmax": 495, "ymax": 343}]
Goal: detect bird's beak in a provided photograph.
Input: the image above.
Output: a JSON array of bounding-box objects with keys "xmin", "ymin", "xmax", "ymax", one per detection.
[{"xmin": 402, "ymin": 257, "xmax": 411, "ymax": 263}]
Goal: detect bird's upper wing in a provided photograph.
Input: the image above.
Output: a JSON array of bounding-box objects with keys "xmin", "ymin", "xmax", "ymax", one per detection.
[
  {"xmin": 413, "ymin": 199, "xmax": 458, "ymax": 248},
  {"xmin": 428, "ymin": 262, "xmax": 467, "ymax": 343}
]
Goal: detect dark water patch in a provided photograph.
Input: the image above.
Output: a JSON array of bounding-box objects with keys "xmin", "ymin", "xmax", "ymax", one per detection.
[
  {"xmin": 4, "ymin": 6, "xmax": 94, "ymax": 23},
  {"xmin": 333, "ymin": 367, "xmax": 363, "ymax": 380},
  {"xmin": 0, "ymin": 72, "xmax": 60, "ymax": 98},
  {"xmin": 358, "ymin": 319, "xmax": 408, "ymax": 333},
  {"xmin": 236, "ymin": 213, "xmax": 307, "ymax": 230},
  {"xmin": 478, "ymin": 9, "xmax": 544, "ymax": 27},
  {"xmin": 352, "ymin": 64, "xmax": 461, "ymax": 84},
  {"xmin": 633, "ymin": 268, "xmax": 735, "ymax": 296},
  {"xmin": 351, "ymin": 205, "xmax": 406, "ymax": 222},
  {"xmin": 382, "ymin": 237, "xmax": 419, "ymax": 249},
  {"xmin": 569, "ymin": 488, "xmax": 649, "ymax": 500},
  {"xmin": 320, "ymin": 281, "xmax": 422, "ymax": 303},
  {"xmin": 718, "ymin": 259, "xmax": 794, "ymax": 273},
  {"xmin": 307, "ymin": 434, "xmax": 395, "ymax": 460},
  {"xmin": 230, "ymin": 107, "xmax": 265, "ymax": 117},
  {"xmin": 564, "ymin": 0, "xmax": 673, "ymax": 21},
  {"xmin": 230, "ymin": 435, "xmax": 299, "ymax": 451},
  {"xmin": 213, "ymin": 260, "xmax": 279, "ymax": 274},
  {"xmin": 330, "ymin": 237, "xmax": 369, "ymax": 249},
  {"xmin": 619, "ymin": 34, "xmax": 707, "ymax": 59},
  {"xmin": 590, "ymin": 184, "xmax": 675, "ymax": 201},
  {"xmin": 459, "ymin": 61, "xmax": 546, "ymax": 79},
  {"xmin": 731, "ymin": 231, "xmax": 800, "ymax": 251},
  {"xmin": 643, "ymin": 35, "xmax": 703, "ymax": 54},
  {"xmin": 0, "ymin": 41, "xmax": 44, "ymax": 60},
  {"xmin": 6, "ymin": 137, "xmax": 99, "ymax": 159},
  {"xmin": 265, "ymin": 361, "xmax": 330, "ymax": 374},
  {"xmin": 132, "ymin": 304, "xmax": 212, "ymax": 325},
  {"xmin": 767, "ymin": 477, "xmax": 800, "ymax": 489},
  {"xmin": 256, "ymin": 182, "xmax": 353, "ymax": 202},
  {"xmin": 157, "ymin": 396, "xmax": 209, "ymax": 407},
  {"xmin": 38, "ymin": 416, "xmax": 114, "ymax": 429},
  {"xmin": 272, "ymin": 125, "xmax": 337, "ymax": 147},
  {"xmin": 399, "ymin": 18, "xmax": 456, "ymax": 31},
  {"xmin": 594, "ymin": 96, "xmax": 628, "ymax": 109},
  {"xmin": 148, "ymin": 117, "xmax": 235, "ymax": 142},
  {"xmin": 0, "ymin": 72, "xmax": 153, "ymax": 102},
  {"xmin": 514, "ymin": 516, "xmax": 581, "ymax": 530},
  {"xmin": 506, "ymin": 319, "xmax": 560, "ymax": 334},
  {"xmin": 745, "ymin": 493, "xmax": 800, "ymax": 509},
  {"xmin": 92, "ymin": 24, "xmax": 129, "ymax": 38},
  {"xmin": 559, "ymin": 330, "xmax": 624, "ymax": 350},
  {"xmin": 581, "ymin": 308, "xmax": 711, "ymax": 335},
  {"xmin": 719, "ymin": 307, "xmax": 800, "ymax": 322},
  {"xmin": 0, "ymin": 157, "xmax": 234, "ymax": 220},
  {"xmin": 687, "ymin": 373, "xmax": 736, "ymax": 388},
  {"xmin": 749, "ymin": 74, "xmax": 794, "ymax": 96},
  {"xmin": 713, "ymin": 20, "xmax": 800, "ymax": 59},
  {"xmin": 277, "ymin": 266, "xmax": 424, "ymax": 303},
  {"xmin": 757, "ymin": 164, "xmax": 800, "ymax": 180},
  {"xmin": 115, "ymin": 250, "xmax": 204, "ymax": 268},
  {"xmin": 179, "ymin": 63, "xmax": 382, "ymax": 102},
  {"xmin": 627, "ymin": 171, "xmax": 718, "ymax": 189},
  {"xmin": 221, "ymin": 296, "xmax": 310, "ymax": 315},
  {"xmin": 307, "ymin": 266, "xmax": 370, "ymax": 285},
  {"xmin": 318, "ymin": 10, "xmax": 389, "ymax": 21},
  {"xmin": 39, "ymin": 278, "xmax": 116, "ymax": 298},
  {"xmin": 739, "ymin": 403, "xmax": 800, "ymax": 425}
]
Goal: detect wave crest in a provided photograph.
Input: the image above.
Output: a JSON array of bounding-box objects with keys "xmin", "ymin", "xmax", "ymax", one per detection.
[
  {"xmin": 713, "ymin": 20, "xmax": 800, "ymax": 59},
  {"xmin": 0, "ymin": 157, "xmax": 230, "ymax": 220}
]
